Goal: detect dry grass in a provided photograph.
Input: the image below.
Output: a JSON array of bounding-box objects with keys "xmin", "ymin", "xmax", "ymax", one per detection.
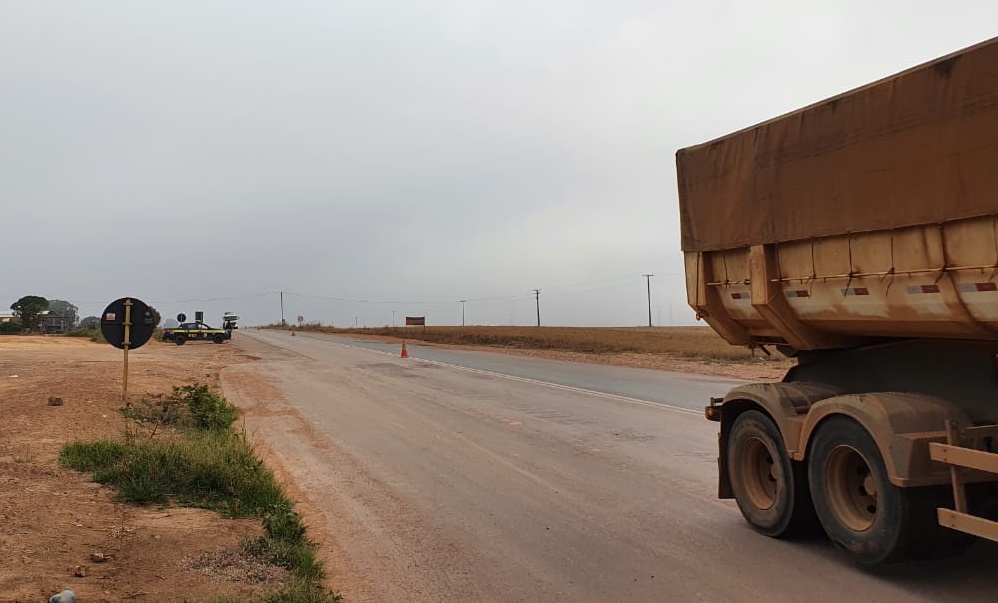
[{"xmin": 277, "ymin": 325, "xmax": 760, "ymax": 362}]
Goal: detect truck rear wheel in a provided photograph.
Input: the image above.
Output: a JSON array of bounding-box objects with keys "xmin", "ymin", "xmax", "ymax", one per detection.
[
  {"xmin": 808, "ymin": 416, "xmax": 968, "ymax": 564},
  {"xmin": 174, "ymin": 334, "xmax": 186, "ymax": 346},
  {"xmin": 728, "ymin": 410, "xmax": 817, "ymax": 538},
  {"xmin": 213, "ymin": 334, "xmax": 224, "ymax": 344}
]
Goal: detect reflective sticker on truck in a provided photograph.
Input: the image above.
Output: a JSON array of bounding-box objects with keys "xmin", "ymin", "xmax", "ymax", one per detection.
[{"xmin": 958, "ymin": 282, "xmax": 998, "ymax": 293}]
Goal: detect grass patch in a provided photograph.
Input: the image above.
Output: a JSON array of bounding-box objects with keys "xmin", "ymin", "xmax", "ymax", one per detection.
[
  {"xmin": 66, "ymin": 327, "xmax": 106, "ymax": 343},
  {"xmin": 179, "ymin": 383, "xmax": 240, "ymax": 432},
  {"xmin": 62, "ymin": 432, "xmax": 286, "ymax": 512},
  {"xmin": 60, "ymin": 385, "xmax": 338, "ymax": 602}
]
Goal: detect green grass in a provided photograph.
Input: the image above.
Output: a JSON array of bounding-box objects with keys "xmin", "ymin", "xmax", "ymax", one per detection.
[
  {"xmin": 62, "ymin": 432, "xmax": 285, "ymax": 512},
  {"xmin": 60, "ymin": 385, "xmax": 338, "ymax": 602},
  {"xmin": 178, "ymin": 383, "xmax": 240, "ymax": 432},
  {"xmin": 66, "ymin": 327, "xmax": 106, "ymax": 343}
]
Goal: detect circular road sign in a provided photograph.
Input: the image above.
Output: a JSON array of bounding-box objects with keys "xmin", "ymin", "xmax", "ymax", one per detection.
[
  {"xmin": 177, "ymin": 313, "xmax": 187, "ymax": 323},
  {"xmin": 101, "ymin": 297, "xmax": 157, "ymax": 350}
]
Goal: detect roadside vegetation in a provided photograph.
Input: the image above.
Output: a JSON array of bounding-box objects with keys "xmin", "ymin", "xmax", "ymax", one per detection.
[
  {"xmin": 268, "ymin": 324, "xmax": 761, "ymax": 361},
  {"xmin": 60, "ymin": 384, "xmax": 338, "ymax": 603},
  {"xmin": 66, "ymin": 327, "xmax": 106, "ymax": 343}
]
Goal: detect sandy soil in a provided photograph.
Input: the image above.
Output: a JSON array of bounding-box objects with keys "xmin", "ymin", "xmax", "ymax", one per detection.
[{"xmin": 0, "ymin": 336, "xmax": 282, "ymax": 603}]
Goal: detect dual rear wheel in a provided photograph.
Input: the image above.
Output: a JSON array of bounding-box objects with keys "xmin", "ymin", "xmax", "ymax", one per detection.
[{"xmin": 728, "ymin": 411, "xmax": 967, "ymax": 564}]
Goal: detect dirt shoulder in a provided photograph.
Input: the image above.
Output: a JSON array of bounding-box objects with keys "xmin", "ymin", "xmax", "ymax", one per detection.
[{"xmin": 0, "ymin": 336, "xmax": 276, "ymax": 603}]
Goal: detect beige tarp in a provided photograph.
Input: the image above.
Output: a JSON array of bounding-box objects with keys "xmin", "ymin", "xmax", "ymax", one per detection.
[{"xmin": 677, "ymin": 36, "xmax": 998, "ymax": 253}]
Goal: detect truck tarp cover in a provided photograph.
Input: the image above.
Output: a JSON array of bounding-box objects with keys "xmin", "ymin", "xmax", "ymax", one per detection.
[{"xmin": 677, "ymin": 37, "xmax": 998, "ymax": 253}]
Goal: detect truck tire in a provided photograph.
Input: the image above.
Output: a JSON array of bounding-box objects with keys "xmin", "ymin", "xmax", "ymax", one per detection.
[
  {"xmin": 174, "ymin": 334, "xmax": 187, "ymax": 346},
  {"xmin": 212, "ymin": 333, "xmax": 224, "ymax": 344},
  {"xmin": 728, "ymin": 410, "xmax": 818, "ymax": 538},
  {"xmin": 807, "ymin": 416, "xmax": 969, "ymax": 564}
]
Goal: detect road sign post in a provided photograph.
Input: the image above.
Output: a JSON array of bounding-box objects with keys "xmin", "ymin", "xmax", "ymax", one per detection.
[
  {"xmin": 123, "ymin": 299, "xmax": 132, "ymax": 401},
  {"xmin": 101, "ymin": 297, "xmax": 157, "ymax": 403}
]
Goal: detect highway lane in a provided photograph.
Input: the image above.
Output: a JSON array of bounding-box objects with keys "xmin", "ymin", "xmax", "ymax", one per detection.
[
  {"xmin": 247, "ymin": 328, "xmax": 746, "ymax": 413},
  {"xmin": 223, "ymin": 329, "xmax": 998, "ymax": 602}
]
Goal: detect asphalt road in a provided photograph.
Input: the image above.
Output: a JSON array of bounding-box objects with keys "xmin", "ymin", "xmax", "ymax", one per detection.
[
  {"xmin": 273, "ymin": 329, "xmax": 746, "ymax": 413},
  {"xmin": 222, "ymin": 329, "xmax": 998, "ymax": 602}
]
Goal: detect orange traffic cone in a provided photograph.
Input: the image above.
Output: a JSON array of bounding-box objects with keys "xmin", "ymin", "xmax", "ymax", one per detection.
[
  {"xmin": 291, "ymin": 329, "xmax": 296, "ymax": 337},
  {"xmin": 400, "ymin": 340, "xmax": 409, "ymax": 358}
]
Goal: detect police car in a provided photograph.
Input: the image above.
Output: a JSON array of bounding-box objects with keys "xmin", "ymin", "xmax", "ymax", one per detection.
[{"xmin": 161, "ymin": 321, "xmax": 230, "ymax": 345}]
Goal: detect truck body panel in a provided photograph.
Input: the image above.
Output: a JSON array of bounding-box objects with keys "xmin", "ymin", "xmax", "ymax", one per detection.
[
  {"xmin": 679, "ymin": 37, "xmax": 998, "ymax": 559},
  {"xmin": 678, "ymin": 37, "xmax": 998, "ymax": 350}
]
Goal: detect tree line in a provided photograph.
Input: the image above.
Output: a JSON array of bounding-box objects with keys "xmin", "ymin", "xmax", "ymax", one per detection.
[
  {"xmin": 4, "ymin": 296, "xmax": 162, "ymax": 335},
  {"xmin": 3, "ymin": 296, "xmax": 90, "ymax": 335}
]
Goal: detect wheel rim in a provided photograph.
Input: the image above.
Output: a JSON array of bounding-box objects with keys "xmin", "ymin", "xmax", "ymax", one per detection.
[
  {"xmin": 737, "ymin": 436, "xmax": 780, "ymax": 510},
  {"xmin": 825, "ymin": 445, "xmax": 877, "ymax": 532}
]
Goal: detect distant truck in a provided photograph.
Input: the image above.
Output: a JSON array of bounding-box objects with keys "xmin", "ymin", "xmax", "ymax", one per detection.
[{"xmin": 677, "ymin": 37, "xmax": 998, "ymax": 564}]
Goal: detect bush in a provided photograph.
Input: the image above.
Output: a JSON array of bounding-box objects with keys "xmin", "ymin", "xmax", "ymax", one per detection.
[
  {"xmin": 0, "ymin": 321, "xmax": 22, "ymax": 335},
  {"xmin": 175, "ymin": 383, "xmax": 239, "ymax": 432}
]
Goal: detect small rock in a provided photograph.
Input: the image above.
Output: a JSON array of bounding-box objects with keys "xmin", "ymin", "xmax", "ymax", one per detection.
[
  {"xmin": 49, "ymin": 589, "xmax": 75, "ymax": 603},
  {"xmin": 48, "ymin": 397, "xmax": 64, "ymax": 406},
  {"xmin": 72, "ymin": 564, "xmax": 88, "ymax": 577},
  {"xmin": 90, "ymin": 552, "xmax": 111, "ymax": 562}
]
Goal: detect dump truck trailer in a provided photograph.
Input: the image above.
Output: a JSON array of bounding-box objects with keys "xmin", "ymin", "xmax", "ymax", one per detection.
[{"xmin": 677, "ymin": 37, "xmax": 998, "ymax": 564}]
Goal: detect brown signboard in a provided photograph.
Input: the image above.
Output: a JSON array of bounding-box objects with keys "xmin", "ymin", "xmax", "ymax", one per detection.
[{"xmin": 405, "ymin": 316, "xmax": 426, "ymax": 326}]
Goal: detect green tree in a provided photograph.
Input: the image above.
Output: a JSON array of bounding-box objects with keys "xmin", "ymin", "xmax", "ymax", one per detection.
[
  {"xmin": 48, "ymin": 299, "xmax": 79, "ymax": 330},
  {"xmin": 148, "ymin": 305, "xmax": 162, "ymax": 327},
  {"xmin": 79, "ymin": 316, "xmax": 100, "ymax": 330},
  {"xmin": 0, "ymin": 320, "xmax": 21, "ymax": 335},
  {"xmin": 11, "ymin": 296, "xmax": 48, "ymax": 333}
]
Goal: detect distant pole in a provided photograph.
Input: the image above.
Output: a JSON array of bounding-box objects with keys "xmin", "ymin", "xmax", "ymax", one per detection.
[
  {"xmin": 460, "ymin": 300, "xmax": 467, "ymax": 326},
  {"xmin": 533, "ymin": 289, "xmax": 541, "ymax": 327},
  {"xmin": 642, "ymin": 274, "xmax": 654, "ymax": 327},
  {"xmin": 280, "ymin": 291, "xmax": 285, "ymax": 326},
  {"xmin": 354, "ymin": 316, "xmax": 358, "ymax": 328},
  {"xmin": 392, "ymin": 310, "xmax": 396, "ymax": 327}
]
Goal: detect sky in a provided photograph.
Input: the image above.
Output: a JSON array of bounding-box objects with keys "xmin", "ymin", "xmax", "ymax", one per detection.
[{"xmin": 2, "ymin": 1, "xmax": 997, "ymax": 328}]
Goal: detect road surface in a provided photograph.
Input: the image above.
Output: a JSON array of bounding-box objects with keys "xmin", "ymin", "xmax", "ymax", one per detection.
[
  {"xmin": 222, "ymin": 329, "xmax": 998, "ymax": 602},
  {"xmin": 276, "ymin": 329, "xmax": 747, "ymax": 412}
]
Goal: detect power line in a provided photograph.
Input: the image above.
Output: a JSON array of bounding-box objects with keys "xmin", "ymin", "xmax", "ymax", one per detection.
[
  {"xmin": 285, "ymin": 291, "xmax": 459, "ymax": 305},
  {"xmin": 20, "ymin": 274, "xmax": 681, "ymax": 316},
  {"xmin": 149, "ymin": 291, "xmax": 281, "ymax": 304}
]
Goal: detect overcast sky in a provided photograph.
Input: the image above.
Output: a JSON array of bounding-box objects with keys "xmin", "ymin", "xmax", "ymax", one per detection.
[{"xmin": 2, "ymin": 2, "xmax": 996, "ymax": 328}]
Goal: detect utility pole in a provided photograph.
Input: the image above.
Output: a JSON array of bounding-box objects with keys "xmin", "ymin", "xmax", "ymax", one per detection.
[
  {"xmin": 642, "ymin": 274, "xmax": 654, "ymax": 327},
  {"xmin": 460, "ymin": 300, "xmax": 467, "ymax": 327},
  {"xmin": 280, "ymin": 291, "xmax": 285, "ymax": 326},
  {"xmin": 533, "ymin": 289, "xmax": 541, "ymax": 327}
]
